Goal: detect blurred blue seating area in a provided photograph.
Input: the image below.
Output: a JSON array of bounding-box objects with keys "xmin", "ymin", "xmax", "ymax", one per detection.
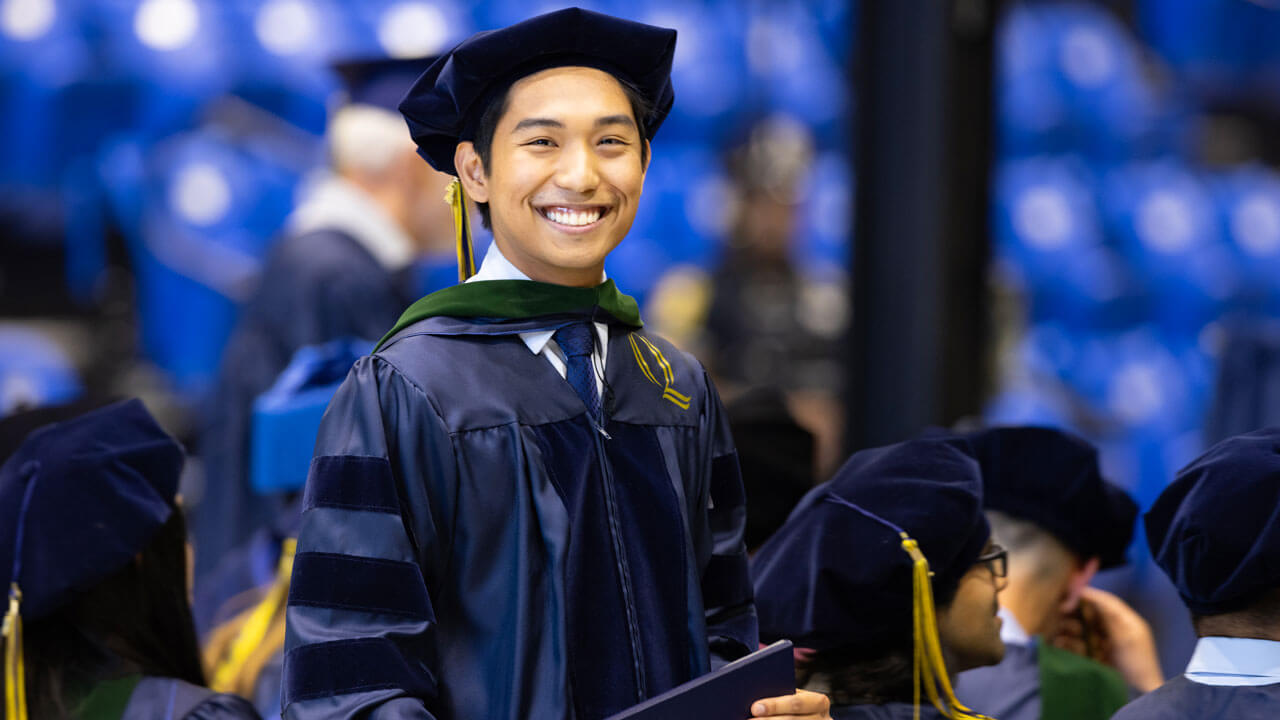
[
  {"xmin": 989, "ymin": 0, "xmax": 1280, "ymax": 676},
  {"xmin": 0, "ymin": 0, "xmax": 853, "ymax": 406}
]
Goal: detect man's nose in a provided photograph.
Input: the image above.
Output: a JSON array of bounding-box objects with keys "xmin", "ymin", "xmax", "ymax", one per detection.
[{"xmin": 554, "ymin": 141, "xmax": 600, "ymax": 195}]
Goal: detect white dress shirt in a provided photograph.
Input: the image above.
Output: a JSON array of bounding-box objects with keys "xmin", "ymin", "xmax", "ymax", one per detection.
[
  {"xmin": 1184, "ymin": 636, "xmax": 1280, "ymax": 687},
  {"xmin": 466, "ymin": 242, "xmax": 609, "ymax": 397},
  {"xmin": 998, "ymin": 606, "xmax": 1032, "ymax": 647}
]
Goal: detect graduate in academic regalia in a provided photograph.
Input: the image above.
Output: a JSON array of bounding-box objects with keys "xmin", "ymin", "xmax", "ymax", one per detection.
[
  {"xmin": 752, "ymin": 437, "xmax": 1007, "ymax": 720},
  {"xmin": 1111, "ymin": 428, "xmax": 1280, "ymax": 719},
  {"xmin": 194, "ymin": 54, "xmax": 453, "ymax": 580},
  {"xmin": 0, "ymin": 399, "xmax": 260, "ymax": 720},
  {"xmin": 952, "ymin": 427, "xmax": 1161, "ymax": 720},
  {"xmin": 281, "ymin": 8, "xmax": 830, "ymax": 720}
]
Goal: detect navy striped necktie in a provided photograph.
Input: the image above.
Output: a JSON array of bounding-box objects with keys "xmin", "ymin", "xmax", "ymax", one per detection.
[{"xmin": 553, "ymin": 322, "xmax": 602, "ymax": 424}]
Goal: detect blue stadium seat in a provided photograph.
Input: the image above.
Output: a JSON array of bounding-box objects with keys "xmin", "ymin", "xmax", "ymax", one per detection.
[
  {"xmin": 994, "ymin": 155, "xmax": 1142, "ymax": 329},
  {"xmin": 250, "ymin": 337, "xmax": 369, "ymax": 494},
  {"xmin": 1213, "ymin": 165, "xmax": 1280, "ymax": 312},
  {"xmin": 1101, "ymin": 160, "xmax": 1235, "ymax": 338},
  {"xmin": 998, "ymin": 3, "xmax": 1161, "ymax": 162},
  {"xmin": 117, "ymin": 128, "xmax": 299, "ymax": 397},
  {"xmin": 88, "ymin": 0, "xmax": 233, "ymax": 135}
]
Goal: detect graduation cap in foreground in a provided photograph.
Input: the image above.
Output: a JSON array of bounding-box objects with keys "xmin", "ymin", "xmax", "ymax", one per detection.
[
  {"xmin": 331, "ymin": 55, "xmax": 439, "ymax": 113},
  {"xmin": 1, "ymin": 399, "xmax": 183, "ymax": 720},
  {"xmin": 965, "ymin": 426, "xmax": 1138, "ymax": 568},
  {"xmin": 1146, "ymin": 427, "xmax": 1280, "ymax": 616},
  {"xmin": 398, "ymin": 7, "xmax": 677, "ymax": 282},
  {"xmin": 751, "ymin": 437, "xmax": 994, "ymax": 720}
]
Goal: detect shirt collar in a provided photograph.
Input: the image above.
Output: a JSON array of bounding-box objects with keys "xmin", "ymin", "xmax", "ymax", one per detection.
[
  {"xmin": 287, "ymin": 174, "xmax": 415, "ymax": 271},
  {"xmin": 467, "ymin": 243, "xmax": 608, "ymax": 357},
  {"xmin": 998, "ymin": 606, "xmax": 1032, "ymax": 646},
  {"xmin": 1185, "ymin": 636, "xmax": 1280, "ymax": 686}
]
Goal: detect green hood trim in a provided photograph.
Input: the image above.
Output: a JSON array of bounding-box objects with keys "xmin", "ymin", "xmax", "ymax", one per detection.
[
  {"xmin": 377, "ymin": 279, "xmax": 643, "ymax": 350},
  {"xmin": 75, "ymin": 674, "xmax": 141, "ymax": 720}
]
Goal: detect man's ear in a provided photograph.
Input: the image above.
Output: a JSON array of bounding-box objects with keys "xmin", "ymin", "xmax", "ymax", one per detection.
[
  {"xmin": 1059, "ymin": 555, "xmax": 1101, "ymax": 613},
  {"xmin": 641, "ymin": 138, "xmax": 652, "ymax": 175},
  {"xmin": 454, "ymin": 141, "xmax": 489, "ymax": 203}
]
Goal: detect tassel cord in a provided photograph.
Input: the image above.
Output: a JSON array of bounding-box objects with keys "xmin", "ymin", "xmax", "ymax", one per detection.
[{"xmin": 445, "ymin": 180, "xmax": 476, "ymax": 283}]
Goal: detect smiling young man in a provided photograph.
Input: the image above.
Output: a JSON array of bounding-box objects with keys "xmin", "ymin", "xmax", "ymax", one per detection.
[{"xmin": 280, "ymin": 8, "xmax": 828, "ymax": 720}]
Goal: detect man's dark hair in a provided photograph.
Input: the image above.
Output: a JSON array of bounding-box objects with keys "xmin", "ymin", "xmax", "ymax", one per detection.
[
  {"xmin": 469, "ymin": 74, "xmax": 653, "ymax": 230},
  {"xmin": 9, "ymin": 505, "xmax": 205, "ymax": 719},
  {"xmin": 797, "ymin": 637, "xmax": 915, "ymax": 707},
  {"xmin": 1191, "ymin": 587, "xmax": 1280, "ymax": 639}
]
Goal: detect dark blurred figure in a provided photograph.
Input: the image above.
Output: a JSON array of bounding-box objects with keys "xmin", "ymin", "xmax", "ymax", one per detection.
[
  {"xmin": 1114, "ymin": 428, "xmax": 1280, "ymax": 719},
  {"xmin": 726, "ymin": 386, "xmax": 815, "ymax": 553},
  {"xmin": 954, "ymin": 427, "xmax": 1161, "ymax": 720},
  {"xmin": 0, "ymin": 399, "xmax": 260, "ymax": 719},
  {"xmin": 704, "ymin": 115, "xmax": 845, "ymax": 476},
  {"xmin": 753, "ymin": 437, "xmax": 1006, "ymax": 719},
  {"xmin": 194, "ymin": 56, "xmax": 452, "ymax": 578}
]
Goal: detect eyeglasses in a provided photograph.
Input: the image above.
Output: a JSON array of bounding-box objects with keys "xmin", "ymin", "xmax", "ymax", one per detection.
[{"xmin": 976, "ymin": 544, "xmax": 1008, "ymax": 579}]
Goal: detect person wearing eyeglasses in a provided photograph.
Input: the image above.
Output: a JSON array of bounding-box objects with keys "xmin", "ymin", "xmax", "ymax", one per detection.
[
  {"xmin": 1112, "ymin": 428, "xmax": 1280, "ymax": 719},
  {"xmin": 953, "ymin": 426, "xmax": 1162, "ymax": 720},
  {"xmin": 752, "ymin": 436, "xmax": 1008, "ymax": 719}
]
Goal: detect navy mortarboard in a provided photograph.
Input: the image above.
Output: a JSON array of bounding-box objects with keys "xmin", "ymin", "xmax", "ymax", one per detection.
[
  {"xmin": 1145, "ymin": 427, "xmax": 1280, "ymax": 615},
  {"xmin": 965, "ymin": 426, "xmax": 1138, "ymax": 568},
  {"xmin": 752, "ymin": 436, "xmax": 994, "ymax": 719},
  {"xmin": 331, "ymin": 55, "xmax": 438, "ymax": 112},
  {"xmin": 1, "ymin": 399, "xmax": 183, "ymax": 719},
  {"xmin": 398, "ymin": 6, "xmax": 677, "ymax": 281}
]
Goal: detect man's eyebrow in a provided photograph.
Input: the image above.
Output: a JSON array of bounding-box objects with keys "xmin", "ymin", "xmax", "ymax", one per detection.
[
  {"xmin": 512, "ymin": 117, "xmax": 564, "ymax": 132},
  {"xmin": 595, "ymin": 114, "xmax": 636, "ymax": 130}
]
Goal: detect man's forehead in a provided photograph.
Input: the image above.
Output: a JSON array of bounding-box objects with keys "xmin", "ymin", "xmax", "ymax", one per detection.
[{"xmin": 505, "ymin": 66, "xmax": 632, "ymax": 109}]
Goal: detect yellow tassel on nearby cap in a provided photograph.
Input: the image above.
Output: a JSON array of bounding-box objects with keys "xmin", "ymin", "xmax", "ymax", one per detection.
[
  {"xmin": 445, "ymin": 179, "xmax": 476, "ymax": 283},
  {"xmin": 899, "ymin": 535, "xmax": 994, "ymax": 720},
  {"xmin": 210, "ymin": 539, "xmax": 297, "ymax": 694},
  {"xmin": 3, "ymin": 583, "xmax": 27, "ymax": 720}
]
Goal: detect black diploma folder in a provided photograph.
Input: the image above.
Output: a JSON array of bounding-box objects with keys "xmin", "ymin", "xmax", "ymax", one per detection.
[{"xmin": 605, "ymin": 640, "xmax": 795, "ymax": 720}]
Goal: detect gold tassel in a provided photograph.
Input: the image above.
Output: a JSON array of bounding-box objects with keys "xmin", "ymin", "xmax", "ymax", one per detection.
[
  {"xmin": 899, "ymin": 535, "xmax": 994, "ymax": 720},
  {"xmin": 209, "ymin": 539, "xmax": 297, "ymax": 694},
  {"xmin": 444, "ymin": 179, "xmax": 476, "ymax": 283},
  {"xmin": 3, "ymin": 583, "xmax": 26, "ymax": 720}
]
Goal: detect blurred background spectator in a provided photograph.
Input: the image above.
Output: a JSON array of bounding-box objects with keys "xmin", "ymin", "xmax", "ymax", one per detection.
[{"xmin": 11, "ymin": 0, "xmax": 1280, "ymax": 704}]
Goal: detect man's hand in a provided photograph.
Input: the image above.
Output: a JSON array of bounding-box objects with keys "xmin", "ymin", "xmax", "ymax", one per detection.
[
  {"xmin": 749, "ymin": 689, "xmax": 831, "ymax": 719},
  {"xmin": 1051, "ymin": 586, "xmax": 1163, "ymax": 693}
]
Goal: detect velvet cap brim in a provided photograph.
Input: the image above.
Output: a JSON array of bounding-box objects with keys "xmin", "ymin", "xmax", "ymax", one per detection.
[
  {"xmin": 751, "ymin": 436, "xmax": 990, "ymax": 651},
  {"xmin": 0, "ymin": 399, "xmax": 183, "ymax": 620}
]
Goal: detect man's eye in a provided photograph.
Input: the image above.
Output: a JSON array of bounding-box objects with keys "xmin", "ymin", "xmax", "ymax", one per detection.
[
  {"xmin": 523, "ymin": 138, "xmax": 555, "ymax": 147},
  {"xmin": 600, "ymin": 137, "xmax": 628, "ymax": 146}
]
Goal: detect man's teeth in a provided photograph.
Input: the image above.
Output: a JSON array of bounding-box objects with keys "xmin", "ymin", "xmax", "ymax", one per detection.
[{"xmin": 544, "ymin": 207, "xmax": 602, "ymax": 227}]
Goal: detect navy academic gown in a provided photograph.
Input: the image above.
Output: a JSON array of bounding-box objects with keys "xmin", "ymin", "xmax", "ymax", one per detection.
[
  {"xmin": 1110, "ymin": 676, "xmax": 1280, "ymax": 719},
  {"xmin": 194, "ymin": 229, "xmax": 410, "ymax": 582},
  {"xmin": 281, "ymin": 280, "xmax": 757, "ymax": 720}
]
